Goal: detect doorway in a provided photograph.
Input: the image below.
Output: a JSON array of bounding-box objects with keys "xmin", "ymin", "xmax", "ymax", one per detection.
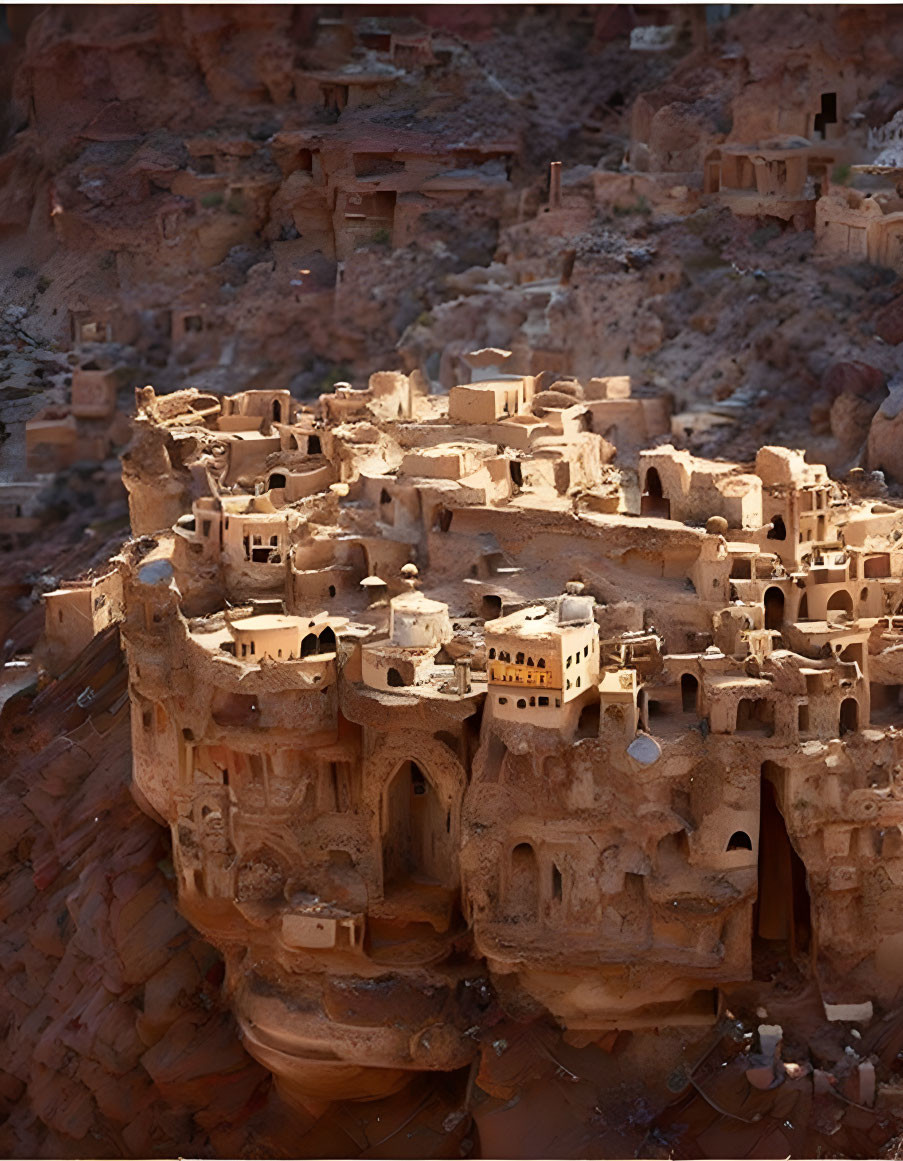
[
  {"xmin": 641, "ymin": 467, "xmax": 671, "ymax": 519},
  {"xmin": 681, "ymin": 672, "xmax": 699, "ymax": 714},
  {"xmin": 382, "ymin": 761, "xmax": 450, "ymax": 888},
  {"xmin": 753, "ymin": 767, "xmax": 811, "ymax": 975},
  {"xmin": 764, "ymin": 586, "xmax": 785, "ymax": 631}
]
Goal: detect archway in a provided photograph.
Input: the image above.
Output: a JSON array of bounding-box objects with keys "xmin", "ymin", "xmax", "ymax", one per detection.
[
  {"xmin": 301, "ymin": 632, "xmax": 317, "ymax": 657},
  {"xmin": 508, "ymin": 842, "xmax": 539, "ymax": 921},
  {"xmin": 318, "ymin": 625, "xmax": 336, "ymax": 653},
  {"xmin": 382, "ymin": 761, "xmax": 450, "ymax": 888},
  {"xmin": 681, "ymin": 673, "xmax": 699, "ymax": 713},
  {"xmin": 272, "ymin": 398, "xmax": 282, "ymax": 423},
  {"xmin": 641, "ymin": 467, "xmax": 670, "ymax": 519},
  {"xmin": 764, "ymin": 586, "xmax": 784, "ymax": 631},
  {"xmin": 576, "ymin": 700, "xmax": 600, "ymax": 739},
  {"xmin": 839, "ymin": 697, "xmax": 859, "ymax": 736},
  {"xmin": 827, "ymin": 589, "xmax": 854, "ymax": 617},
  {"xmin": 727, "ymin": 830, "xmax": 753, "ymax": 851}
]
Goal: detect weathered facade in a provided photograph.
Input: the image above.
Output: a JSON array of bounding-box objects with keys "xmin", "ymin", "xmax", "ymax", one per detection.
[{"xmin": 89, "ymin": 366, "xmax": 903, "ymax": 1104}]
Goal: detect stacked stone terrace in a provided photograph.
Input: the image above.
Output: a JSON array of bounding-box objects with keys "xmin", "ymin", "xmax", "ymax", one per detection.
[{"xmin": 45, "ymin": 358, "xmax": 903, "ymax": 1101}]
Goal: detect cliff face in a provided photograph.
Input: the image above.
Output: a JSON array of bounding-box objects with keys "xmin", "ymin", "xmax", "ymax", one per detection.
[
  {"xmin": 8, "ymin": 635, "xmax": 903, "ymax": 1159},
  {"xmin": 0, "ymin": 626, "xmax": 481, "ymax": 1157},
  {"xmin": 0, "ymin": 627, "xmax": 269, "ymax": 1156}
]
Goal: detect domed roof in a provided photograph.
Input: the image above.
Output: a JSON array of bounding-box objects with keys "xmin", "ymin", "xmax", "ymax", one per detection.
[{"xmin": 391, "ymin": 589, "xmax": 449, "ymax": 616}]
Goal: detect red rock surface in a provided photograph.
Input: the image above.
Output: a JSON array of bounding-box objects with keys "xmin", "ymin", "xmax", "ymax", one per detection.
[{"xmin": 0, "ymin": 627, "xmax": 481, "ymax": 1157}]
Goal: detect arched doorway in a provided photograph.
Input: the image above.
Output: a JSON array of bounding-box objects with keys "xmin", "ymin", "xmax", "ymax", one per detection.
[
  {"xmin": 640, "ymin": 467, "xmax": 671, "ymax": 519},
  {"xmin": 272, "ymin": 398, "xmax": 282, "ymax": 423},
  {"xmin": 839, "ymin": 697, "xmax": 859, "ymax": 735},
  {"xmin": 576, "ymin": 700, "xmax": 600, "ymax": 739},
  {"xmin": 764, "ymin": 586, "xmax": 784, "ymax": 631},
  {"xmin": 681, "ymin": 673, "xmax": 699, "ymax": 713},
  {"xmin": 508, "ymin": 842, "xmax": 539, "ymax": 921},
  {"xmin": 318, "ymin": 626, "xmax": 336, "ymax": 653},
  {"xmin": 382, "ymin": 761, "xmax": 450, "ymax": 889},
  {"xmin": 827, "ymin": 589, "xmax": 854, "ymax": 617}
]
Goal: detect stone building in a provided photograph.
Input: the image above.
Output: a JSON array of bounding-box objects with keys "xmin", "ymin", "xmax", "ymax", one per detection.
[{"xmin": 43, "ymin": 361, "xmax": 903, "ymax": 1105}]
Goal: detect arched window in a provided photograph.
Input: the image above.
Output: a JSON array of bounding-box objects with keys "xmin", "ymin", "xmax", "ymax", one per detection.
[
  {"xmin": 272, "ymin": 398, "xmax": 282, "ymax": 422},
  {"xmin": 537, "ymin": 658, "xmax": 546, "ymax": 669},
  {"xmin": 516, "ymin": 652, "xmax": 525, "ymax": 665},
  {"xmin": 727, "ymin": 831, "xmax": 753, "ymax": 851},
  {"xmin": 317, "ymin": 626, "xmax": 336, "ymax": 653},
  {"xmin": 301, "ymin": 633, "xmax": 317, "ymax": 657},
  {"xmin": 488, "ymin": 648, "xmax": 496, "ymax": 659}
]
